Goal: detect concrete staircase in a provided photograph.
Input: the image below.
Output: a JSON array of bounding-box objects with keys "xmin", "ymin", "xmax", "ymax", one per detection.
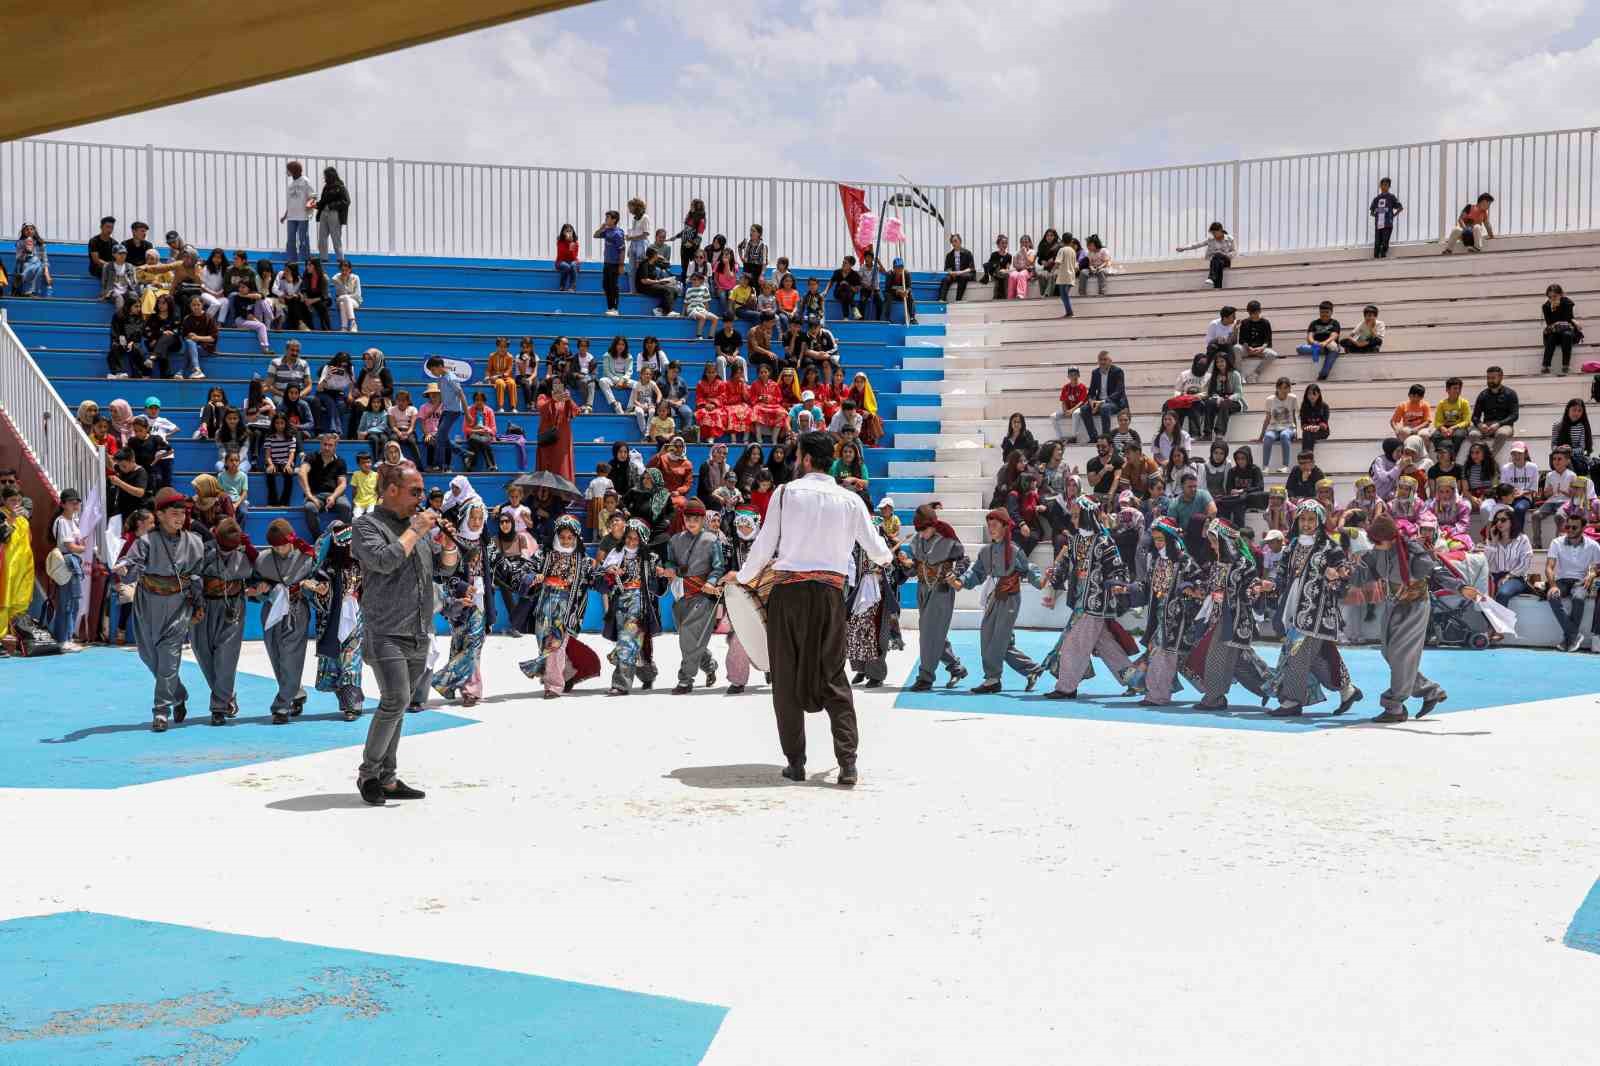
[{"xmin": 907, "ymin": 231, "xmax": 1600, "ymax": 641}]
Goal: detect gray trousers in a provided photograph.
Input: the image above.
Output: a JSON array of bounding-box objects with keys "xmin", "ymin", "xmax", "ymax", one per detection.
[
  {"xmin": 135, "ymin": 589, "xmax": 191, "ymax": 717},
  {"xmin": 1233, "ymin": 344, "xmax": 1280, "ymax": 383},
  {"xmin": 191, "ymin": 599, "xmax": 245, "ymax": 714},
  {"xmin": 915, "ymin": 588, "xmax": 964, "ymax": 683},
  {"xmin": 263, "ymin": 601, "xmax": 310, "ymax": 713},
  {"xmin": 979, "ymin": 594, "xmax": 1038, "ymax": 684},
  {"xmin": 1379, "ymin": 599, "xmax": 1443, "ymax": 710},
  {"xmin": 1052, "ymin": 615, "xmax": 1132, "ymax": 694},
  {"xmin": 316, "ymin": 214, "xmax": 344, "ymax": 258},
  {"xmin": 1144, "ymin": 648, "xmax": 1180, "ymax": 703},
  {"xmin": 675, "ymin": 595, "xmax": 718, "ymax": 684},
  {"xmin": 360, "ymin": 632, "xmax": 430, "ymax": 786}
]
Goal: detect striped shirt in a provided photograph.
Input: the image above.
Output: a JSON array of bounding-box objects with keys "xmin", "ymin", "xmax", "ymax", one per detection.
[{"xmin": 262, "ymin": 435, "xmax": 297, "ymax": 469}]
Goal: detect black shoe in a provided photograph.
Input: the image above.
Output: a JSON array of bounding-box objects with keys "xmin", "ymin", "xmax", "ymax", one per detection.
[
  {"xmin": 210, "ymin": 710, "xmax": 227, "ymax": 726},
  {"xmin": 909, "ymin": 679, "xmax": 934, "ymax": 693},
  {"xmin": 151, "ymin": 714, "xmax": 169, "ymax": 733},
  {"xmin": 1044, "ymin": 690, "xmax": 1075, "ymax": 700},
  {"xmin": 970, "ymin": 681, "xmax": 1002, "ymax": 695},
  {"xmin": 173, "ymin": 702, "xmax": 187, "ymax": 724},
  {"xmin": 838, "ymin": 763, "xmax": 858, "ymax": 787},
  {"xmin": 1194, "ymin": 698, "xmax": 1229, "ymax": 711},
  {"xmin": 226, "ymin": 702, "xmax": 240, "ymax": 719},
  {"xmin": 1268, "ymin": 704, "xmax": 1303, "ymax": 717},
  {"xmin": 289, "ymin": 698, "xmax": 305, "ymax": 717},
  {"xmin": 563, "ymin": 678, "xmax": 577, "ymax": 693},
  {"xmin": 727, "ymin": 684, "xmax": 745, "ymax": 694},
  {"xmin": 944, "ymin": 668, "xmax": 967, "ymax": 689},
  {"xmin": 705, "ymin": 670, "xmax": 717, "ymax": 688},
  {"xmin": 1370, "ymin": 708, "xmax": 1408, "ymax": 723},
  {"xmin": 1333, "ymin": 687, "xmax": 1363, "ymax": 716},
  {"xmin": 342, "ymin": 708, "xmax": 359, "ymax": 721},
  {"xmin": 383, "ymin": 779, "xmax": 426, "ymax": 800},
  {"xmin": 405, "ymin": 703, "xmax": 422, "ymax": 713},
  {"xmin": 781, "ymin": 763, "xmax": 806, "ymax": 782},
  {"xmin": 1417, "ymin": 692, "xmax": 1446, "ymax": 718},
  {"xmin": 863, "ymin": 678, "xmax": 883, "ymax": 689},
  {"xmin": 640, "ymin": 679, "xmax": 654, "ymax": 691},
  {"xmin": 851, "ymin": 672, "xmax": 866, "ymax": 684},
  {"xmin": 358, "ymin": 778, "xmax": 387, "ymax": 806},
  {"xmin": 672, "ymin": 682, "xmax": 693, "ymax": 695},
  {"xmin": 271, "ymin": 710, "xmax": 290, "ymax": 724}
]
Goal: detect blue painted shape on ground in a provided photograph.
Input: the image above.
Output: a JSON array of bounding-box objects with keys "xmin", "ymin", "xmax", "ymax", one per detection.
[
  {"xmin": 0, "ymin": 911, "xmax": 726, "ymax": 1065},
  {"xmin": 1, "ymin": 648, "xmax": 474, "ymax": 790},
  {"xmin": 896, "ymin": 633, "xmax": 1586, "ymax": 733},
  {"xmin": 1565, "ymin": 878, "xmax": 1600, "ymax": 955}
]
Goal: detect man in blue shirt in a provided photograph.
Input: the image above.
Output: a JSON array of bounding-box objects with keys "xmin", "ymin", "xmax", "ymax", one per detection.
[
  {"xmin": 425, "ymin": 356, "xmax": 466, "ymax": 471},
  {"xmin": 1165, "ymin": 471, "xmax": 1215, "ymax": 529},
  {"xmin": 593, "ymin": 210, "xmax": 625, "ymax": 316}
]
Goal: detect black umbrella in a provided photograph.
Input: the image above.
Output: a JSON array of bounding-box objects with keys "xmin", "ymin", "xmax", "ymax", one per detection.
[{"xmin": 510, "ymin": 469, "xmax": 582, "ymax": 502}]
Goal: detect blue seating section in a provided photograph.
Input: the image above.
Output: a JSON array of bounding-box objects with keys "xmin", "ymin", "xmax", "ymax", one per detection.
[{"xmin": 4, "ymin": 247, "xmax": 946, "ymax": 631}]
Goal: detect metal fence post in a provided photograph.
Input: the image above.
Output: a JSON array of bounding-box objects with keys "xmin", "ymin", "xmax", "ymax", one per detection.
[
  {"xmin": 582, "ymin": 170, "xmax": 593, "ymax": 258},
  {"xmin": 1230, "ymin": 161, "xmax": 1241, "ymax": 252},
  {"xmin": 386, "ymin": 157, "xmax": 397, "ymax": 254},
  {"xmin": 767, "ymin": 179, "xmax": 777, "ymax": 244},
  {"xmin": 1436, "ymin": 140, "xmax": 1450, "ymax": 240},
  {"xmin": 144, "ymin": 144, "xmax": 155, "ymax": 229}
]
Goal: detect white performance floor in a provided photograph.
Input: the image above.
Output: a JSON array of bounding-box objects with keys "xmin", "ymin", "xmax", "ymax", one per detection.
[{"xmin": 3, "ymin": 634, "xmax": 1600, "ymax": 1064}]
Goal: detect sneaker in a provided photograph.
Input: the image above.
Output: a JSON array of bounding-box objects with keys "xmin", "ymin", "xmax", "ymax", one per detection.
[
  {"xmin": 348, "ymin": 322, "xmax": 359, "ymax": 333},
  {"xmin": 604, "ymin": 309, "xmax": 620, "ymax": 317},
  {"xmin": 189, "ymin": 369, "xmax": 206, "ymax": 379},
  {"xmin": 1566, "ymin": 634, "xmax": 1585, "ymax": 653},
  {"xmin": 108, "ymin": 372, "xmax": 129, "ymax": 379},
  {"xmin": 667, "ymin": 311, "xmax": 681, "ymax": 318},
  {"xmin": 151, "ymin": 714, "xmax": 169, "ymax": 732},
  {"xmin": 850, "ymin": 309, "xmax": 862, "ymax": 320}
]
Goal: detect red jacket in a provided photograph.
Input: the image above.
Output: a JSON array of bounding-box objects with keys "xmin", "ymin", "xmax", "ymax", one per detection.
[{"xmin": 1059, "ymin": 381, "xmax": 1087, "ymax": 407}]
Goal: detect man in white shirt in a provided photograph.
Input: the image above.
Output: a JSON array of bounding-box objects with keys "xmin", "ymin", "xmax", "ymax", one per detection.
[
  {"xmin": 280, "ymin": 160, "xmax": 314, "ymax": 267},
  {"xmin": 1544, "ymin": 512, "xmax": 1600, "ymax": 651},
  {"xmin": 1203, "ymin": 306, "xmax": 1239, "ymax": 353},
  {"xmin": 733, "ymin": 431, "xmax": 893, "ymax": 787}
]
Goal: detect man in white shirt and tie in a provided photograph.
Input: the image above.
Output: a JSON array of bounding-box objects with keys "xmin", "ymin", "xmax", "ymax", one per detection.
[{"xmin": 733, "ymin": 431, "xmax": 893, "ymax": 786}]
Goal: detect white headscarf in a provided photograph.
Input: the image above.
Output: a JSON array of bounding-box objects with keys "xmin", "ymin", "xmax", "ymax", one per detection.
[{"xmin": 441, "ymin": 475, "xmax": 479, "ymax": 514}]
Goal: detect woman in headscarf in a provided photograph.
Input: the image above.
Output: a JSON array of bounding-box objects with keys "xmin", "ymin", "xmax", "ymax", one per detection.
[
  {"xmin": 535, "ymin": 377, "xmax": 581, "ymax": 482},
  {"xmin": 843, "ymin": 512, "xmax": 908, "ymax": 689},
  {"xmin": 433, "ymin": 476, "xmax": 491, "ymax": 707},
  {"xmin": 192, "ymin": 516, "xmax": 254, "ymax": 725},
  {"xmin": 75, "ymin": 400, "xmax": 100, "ymax": 441},
  {"xmin": 112, "ymin": 487, "xmax": 206, "ymax": 731},
  {"xmin": 515, "ymin": 514, "xmax": 601, "ymax": 698},
  {"xmin": 108, "ymin": 398, "xmax": 137, "ymax": 447},
  {"xmin": 1182, "ymin": 516, "xmax": 1275, "ymax": 710},
  {"xmin": 1135, "ymin": 517, "xmax": 1202, "ymax": 706},
  {"xmin": 649, "ymin": 435, "xmax": 696, "ymax": 522},
  {"xmin": 1370, "ymin": 437, "xmax": 1403, "ymax": 499},
  {"xmin": 953, "ymin": 508, "xmax": 1043, "ymax": 694},
  {"xmin": 697, "ymin": 441, "xmax": 738, "ymax": 511},
  {"xmin": 766, "ymin": 440, "xmax": 795, "ymax": 485},
  {"xmin": 1424, "ymin": 475, "xmax": 1473, "ymax": 551},
  {"xmin": 1252, "ymin": 500, "xmax": 1363, "ymax": 717},
  {"xmin": 251, "ymin": 517, "xmax": 321, "ymax": 723},
  {"xmin": 187, "ymin": 473, "xmax": 238, "ymax": 543},
  {"xmin": 777, "ymin": 365, "xmax": 803, "ymax": 407},
  {"xmin": 313, "ymin": 520, "xmax": 366, "ymax": 721},
  {"xmin": 630, "ymin": 465, "xmax": 674, "ymax": 550},
  {"xmin": 849, "ymin": 372, "xmax": 884, "ymax": 446},
  {"xmin": 609, "ymin": 440, "xmax": 637, "ymax": 501},
  {"xmin": 718, "ymin": 506, "xmax": 765, "ymax": 693},
  {"xmin": 601, "ymin": 518, "xmax": 665, "ymax": 694},
  {"xmin": 1034, "ymin": 495, "xmax": 1136, "ymax": 698}
]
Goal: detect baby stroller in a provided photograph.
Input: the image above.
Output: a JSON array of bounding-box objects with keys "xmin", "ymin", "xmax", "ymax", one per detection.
[{"xmin": 1426, "ymin": 589, "xmax": 1491, "ymax": 650}]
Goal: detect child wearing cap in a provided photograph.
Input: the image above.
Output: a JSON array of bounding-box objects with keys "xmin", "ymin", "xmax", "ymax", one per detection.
[
  {"xmin": 885, "ymin": 257, "xmax": 919, "ymax": 324},
  {"xmin": 659, "ymin": 499, "xmax": 726, "ymax": 694},
  {"xmin": 112, "ymin": 487, "xmax": 206, "ymax": 731}
]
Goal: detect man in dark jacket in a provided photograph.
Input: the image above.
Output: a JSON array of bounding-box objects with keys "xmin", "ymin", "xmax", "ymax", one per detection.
[
  {"xmin": 938, "ymin": 234, "xmax": 977, "ymax": 302},
  {"xmin": 1084, "ymin": 349, "xmax": 1128, "ymax": 442}
]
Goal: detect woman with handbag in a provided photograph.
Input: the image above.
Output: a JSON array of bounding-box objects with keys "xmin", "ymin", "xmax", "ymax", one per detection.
[{"xmin": 535, "ymin": 379, "xmax": 580, "ymax": 481}]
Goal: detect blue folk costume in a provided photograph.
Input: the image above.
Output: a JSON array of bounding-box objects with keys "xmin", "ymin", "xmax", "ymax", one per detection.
[
  {"xmin": 313, "ymin": 521, "xmax": 366, "ymax": 720},
  {"xmin": 1035, "ymin": 496, "xmax": 1137, "ymax": 697},
  {"xmin": 1183, "ymin": 516, "xmax": 1276, "ymax": 708},
  {"xmin": 603, "ymin": 519, "xmax": 666, "ymax": 693},
  {"xmin": 512, "ymin": 515, "xmax": 602, "ymax": 696},
  {"xmin": 1131, "ymin": 517, "xmax": 1200, "ymax": 705}
]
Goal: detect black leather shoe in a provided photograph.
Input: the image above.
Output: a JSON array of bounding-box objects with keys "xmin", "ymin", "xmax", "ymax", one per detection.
[
  {"xmin": 851, "ymin": 672, "xmax": 865, "ymax": 685},
  {"xmin": 1333, "ymin": 687, "xmax": 1363, "ymax": 715},
  {"xmin": 271, "ymin": 710, "xmax": 290, "ymax": 724},
  {"xmin": 173, "ymin": 702, "xmax": 187, "ymax": 724},
  {"xmin": 563, "ymin": 678, "xmax": 577, "ymax": 693},
  {"xmin": 1370, "ymin": 708, "xmax": 1408, "ymax": 723},
  {"xmin": 290, "ymin": 697, "xmax": 305, "ymax": 717},
  {"xmin": 151, "ymin": 715, "xmax": 169, "ymax": 733},
  {"xmin": 1268, "ymin": 705, "xmax": 1303, "ymax": 717},
  {"xmin": 210, "ymin": 710, "xmax": 227, "ymax": 726},
  {"xmin": 781, "ymin": 763, "xmax": 806, "ymax": 782},
  {"xmin": 1417, "ymin": 692, "xmax": 1446, "ymax": 718},
  {"xmin": 342, "ymin": 708, "xmax": 359, "ymax": 721},
  {"xmin": 837, "ymin": 763, "xmax": 858, "ymax": 787},
  {"xmin": 1044, "ymin": 690, "xmax": 1075, "ymax": 700},
  {"xmin": 909, "ymin": 679, "xmax": 934, "ymax": 693},
  {"xmin": 406, "ymin": 703, "xmax": 423, "ymax": 713},
  {"xmin": 727, "ymin": 684, "xmax": 745, "ymax": 694},
  {"xmin": 970, "ymin": 681, "xmax": 1002, "ymax": 695},
  {"xmin": 944, "ymin": 668, "xmax": 967, "ymax": 689},
  {"xmin": 671, "ymin": 683, "xmax": 693, "ymax": 695},
  {"xmin": 384, "ymin": 780, "xmax": 426, "ymax": 800},
  {"xmin": 863, "ymin": 678, "xmax": 883, "ymax": 689},
  {"xmin": 358, "ymin": 779, "xmax": 386, "ymax": 806}
]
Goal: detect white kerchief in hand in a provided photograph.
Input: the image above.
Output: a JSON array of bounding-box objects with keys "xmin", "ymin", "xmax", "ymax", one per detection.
[
  {"xmin": 337, "ymin": 594, "xmax": 361, "ymax": 642},
  {"xmin": 264, "ymin": 584, "xmax": 290, "ymax": 630}
]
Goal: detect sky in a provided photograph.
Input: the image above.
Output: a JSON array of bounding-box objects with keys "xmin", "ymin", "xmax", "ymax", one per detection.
[{"xmin": 51, "ymin": 0, "xmax": 1600, "ymax": 185}]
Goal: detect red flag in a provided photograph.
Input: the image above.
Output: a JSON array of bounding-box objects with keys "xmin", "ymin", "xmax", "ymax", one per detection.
[{"xmin": 838, "ymin": 184, "xmax": 871, "ymax": 259}]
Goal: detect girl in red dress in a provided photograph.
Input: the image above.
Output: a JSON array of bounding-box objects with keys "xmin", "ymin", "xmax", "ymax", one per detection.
[
  {"xmin": 722, "ymin": 364, "xmax": 754, "ymax": 442},
  {"xmin": 694, "ymin": 360, "xmax": 728, "ymax": 441},
  {"xmin": 748, "ymin": 363, "xmax": 789, "ymax": 443}
]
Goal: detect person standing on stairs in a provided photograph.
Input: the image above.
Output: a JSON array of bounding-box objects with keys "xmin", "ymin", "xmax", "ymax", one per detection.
[
  {"xmin": 1369, "ymin": 177, "xmax": 1403, "ymax": 258},
  {"xmin": 903, "ymin": 503, "xmax": 970, "ymax": 692}
]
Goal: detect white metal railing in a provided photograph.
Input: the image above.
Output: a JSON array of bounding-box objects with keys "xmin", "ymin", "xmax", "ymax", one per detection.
[
  {"xmin": 0, "ymin": 308, "xmax": 106, "ymax": 556},
  {"xmin": 4, "ymin": 126, "xmax": 1598, "ymax": 270}
]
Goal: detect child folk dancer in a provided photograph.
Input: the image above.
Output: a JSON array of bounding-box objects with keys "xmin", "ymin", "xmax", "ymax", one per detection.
[
  {"xmin": 953, "ymin": 509, "xmax": 1043, "ymax": 693},
  {"xmin": 313, "ymin": 521, "xmax": 366, "ymax": 721},
  {"xmin": 903, "ymin": 503, "xmax": 969, "ymax": 691},
  {"xmin": 718, "ymin": 506, "xmax": 763, "ymax": 693},
  {"xmin": 253, "ymin": 518, "xmax": 322, "ymax": 723},
  {"xmin": 192, "ymin": 516, "xmax": 253, "ymax": 725},
  {"xmin": 1183, "ymin": 517, "xmax": 1276, "ymax": 710},
  {"xmin": 116, "ymin": 487, "xmax": 205, "ymax": 731},
  {"xmin": 846, "ymin": 522, "xmax": 908, "ymax": 688},
  {"xmin": 513, "ymin": 514, "xmax": 601, "ymax": 699},
  {"xmin": 1352, "ymin": 515, "xmax": 1449, "ymax": 722},
  {"xmin": 1136, "ymin": 518, "xmax": 1202, "ymax": 706},
  {"xmin": 661, "ymin": 499, "xmax": 727, "ymax": 694},
  {"xmin": 1253, "ymin": 501, "xmax": 1365, "ymax": 717},
  {"xmin": 602, "ymin": 519, "xmax": 665, "ymax": 694},
  {"xmin": 1039, "ymin": 496, "xmax": 1136, "ymax": 700},
  {"xmin": 434, "ymin": 478, "xmax": 490, "ymax": 707}
]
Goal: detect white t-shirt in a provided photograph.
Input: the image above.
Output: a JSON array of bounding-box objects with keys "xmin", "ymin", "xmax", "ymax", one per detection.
[
  {"xmin": 53, "ymin": 514, "xmax": 83, "ymax": 554},
  {"xmin": 586, "ymin": 475, "xmax": 615, "ymax": 501},
  {"xmin": 1544, "ymin": 466, "xmax": 1590, "ymax": 501},
  {"xmin": 1501, "ymin": 460, "xmax": 1540, "ymax": 494},
  {"xmin": 285, "ymin": 177, "xmax": 314, "ymax": 222},
  {"xmin": 1548, "ymin": 534, "xmax": 1600, "ymax": 581}
]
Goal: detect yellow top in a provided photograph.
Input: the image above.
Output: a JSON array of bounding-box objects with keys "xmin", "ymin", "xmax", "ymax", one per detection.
[
  {"xmin": 1434, "ymin": 396, "xmax": 1471, "ymax": 430},
  {"xmin": 352, "ymin": 469, "xmax": 378, "ymax": 508}
]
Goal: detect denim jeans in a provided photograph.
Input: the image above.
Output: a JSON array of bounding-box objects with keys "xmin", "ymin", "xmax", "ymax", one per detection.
[
  {"xmin": 1084, "ymin": 399, "xmax": 1125, "ymax": 440},
  {"xmin": 1297, "ymin": 342, "xmax": 1341, "ymax": 379},
  {"xmin": 556, "ymin": 260, "xmax": 578, "ymax": 291},
  {"xmin": 285, "ymin": 219, "xmax": 310, "ymax": 266},
  {"xmin": 16, "ymin": 259, "xmax": 46, "ymax": 296},
  {"xmin": 49, "ymin": 555, "xmax": 83, "ymax": 643},
  {"xmin": 1261, "ymin": 428, "xmax": 1295, "ymax": 468},
  {"xmin": 1058, "ymin": 288, "xmax": 1074, "ymax": 316},
  {"xmin": 181, "ymin": 339, "xmax": 203, "ymax": 376},
  {"xmin": 1546, "ymin": 578, "xmax": 1600, "ymax": 644},
  {"xmin": 314, "ymin": 393, "xmax": 347, "ymax": 437},
  {"xmin": 1492, "ymin": 575, "xmax": 1529, "ymax": 607},
  {"xmin": 430, "ymin": 410, "xmax": 460, "ymax": 470}
]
